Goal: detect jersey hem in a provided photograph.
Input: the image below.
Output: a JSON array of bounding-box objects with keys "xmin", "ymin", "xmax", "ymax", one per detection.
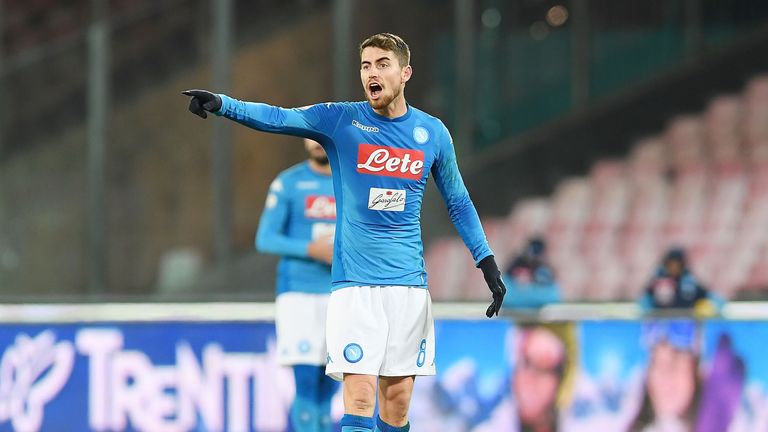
[{"xmin": 331, "ymin": 282, "xmax": 428, "ymax": 291}]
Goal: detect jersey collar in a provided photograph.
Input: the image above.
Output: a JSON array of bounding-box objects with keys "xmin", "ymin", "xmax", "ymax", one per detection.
[{"xmin": 365, "ymin": 102, "xmax": 413, "ymax": 123}]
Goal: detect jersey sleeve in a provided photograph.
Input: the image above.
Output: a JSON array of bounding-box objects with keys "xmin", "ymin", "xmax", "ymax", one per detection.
[
  {"xmin": 255, "ymin": 176, "xmax": 310, "ymax": 258},
  {"xmin": 431, "ymin": 125, "xmax": 493, "ymax": 265},
  {"xmin": 214, "ymin": 95, "xmax": 345, "ymax": 142}
]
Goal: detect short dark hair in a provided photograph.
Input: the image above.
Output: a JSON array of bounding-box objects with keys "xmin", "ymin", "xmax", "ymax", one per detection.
[{"xmin": 359, "ymin": 33, "xmax": 410, "ymax": 67}]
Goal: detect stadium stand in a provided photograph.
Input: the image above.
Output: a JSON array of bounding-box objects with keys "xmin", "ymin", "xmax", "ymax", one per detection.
[{"xmin": 426, "ymin": 74, "xmax": 768, "ymax": 302}]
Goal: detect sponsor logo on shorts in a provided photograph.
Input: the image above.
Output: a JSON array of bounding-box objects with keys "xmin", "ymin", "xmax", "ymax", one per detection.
[
  {"xmin": 356, "ymin": 144, "xmax": 425, "ymax": 180},
  {"xmin": 368, "ymin": 188, "xmax": 406, "ymax": 212},
  {"xmin": 343, "ymin": 343, "xmax": 363, "ymax": 363},
  {"xmin": 305, "ymin": 195, "xmax": 336, "ymax": 219}
]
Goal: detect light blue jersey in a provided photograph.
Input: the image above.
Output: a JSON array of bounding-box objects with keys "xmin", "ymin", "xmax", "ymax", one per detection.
[
  {"xmin": 217, "ymin": 97, "xmax": 492, "ymax": 290},
  {"xmin": 256, "ymin": 161, "xmax": 335, "ymax": 295}
]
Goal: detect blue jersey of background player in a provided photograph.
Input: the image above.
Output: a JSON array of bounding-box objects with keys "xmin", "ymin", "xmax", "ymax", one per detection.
[
  {"xmin": 257, "ymin": 138, "xmax": 336, "ymax": 294},
  {"xmin": 256, "ymin": 138, "xmax": 338, "ymax": 432},
  {"xmin": 183, "ymin": 32, "xmax": 506, "ymax": 432}
]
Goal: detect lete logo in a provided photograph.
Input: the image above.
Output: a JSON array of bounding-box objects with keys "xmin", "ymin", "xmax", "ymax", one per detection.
[
  {"xmin": 356, "ymin": 144, "xmax": 424, "ymax": 180},
  {"xmin": 305, "ymin": 195, "xmax": 336, "ymax": 220},
  {"xmin": 0, "ymin": 330, "xmax": 75, "ymax": 432}
]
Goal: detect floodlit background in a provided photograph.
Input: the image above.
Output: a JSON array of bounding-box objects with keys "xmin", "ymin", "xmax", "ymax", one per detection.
[
  {"xmin": 2, "ymin": 0, "xmax": 768, "ymax": 303},
  {"xmin": 5, "ymin": 2, "xmax": 768, "ymax": 432}
]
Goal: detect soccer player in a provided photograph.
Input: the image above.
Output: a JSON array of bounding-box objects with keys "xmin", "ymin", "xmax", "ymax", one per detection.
[
  {"xmin": 256, "ymin": 138, "xmax": 338, "ymax": 432},
  {"xmin": 183, "ymin": 32, "xmax": 506, "ymax": 432}
]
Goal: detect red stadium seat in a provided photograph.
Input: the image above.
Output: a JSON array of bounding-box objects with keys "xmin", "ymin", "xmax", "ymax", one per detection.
[{"xmin": 426, "ymin": 74, "xmax": 768, "ymax": 300}]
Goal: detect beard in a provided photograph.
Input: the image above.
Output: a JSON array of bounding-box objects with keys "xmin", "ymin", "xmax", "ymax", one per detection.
[
  {"xmin": 366, "ymin": 86, "xmax": 400, "ymax": 110},
  {"xmin": 311, "ymin": 154, "xmax": 329, "ymax": 166}
]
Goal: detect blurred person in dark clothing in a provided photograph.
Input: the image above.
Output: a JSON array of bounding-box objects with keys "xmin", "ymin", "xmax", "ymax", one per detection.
[
  {"xmin": 639, "ymin": 248, "xmax": 723, "ymax": 315},
  {"xmin": 502, "ymin": 237, "xmax": 561, "ymax": 309}
]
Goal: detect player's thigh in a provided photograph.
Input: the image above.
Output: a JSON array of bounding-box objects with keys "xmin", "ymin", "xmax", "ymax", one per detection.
[
  {"xmin": 325, "ymin": 287, "xmax": 388, "ymax": 381},
  {"xmin": 275, "ymin": 292, "xmax": 329, "ymax": 366},
  {"xmin": 380, "ymin": 287, "xmax": 436, "ymax": 377}
]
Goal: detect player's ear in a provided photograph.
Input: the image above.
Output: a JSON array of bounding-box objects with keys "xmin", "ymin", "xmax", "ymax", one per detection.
[{"xmin": 401, "ymin": 64, "xmax": 412, "ymax": 84}]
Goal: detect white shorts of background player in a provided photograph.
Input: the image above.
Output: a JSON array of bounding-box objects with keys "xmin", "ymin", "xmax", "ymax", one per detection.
[{"xmin": 275, "ymin": 292, "xmax": 331, "ymax": 366}]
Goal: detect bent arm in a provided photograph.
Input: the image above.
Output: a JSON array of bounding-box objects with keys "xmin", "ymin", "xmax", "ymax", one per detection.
[{"xmin": 255, "ymin": 186, "xmax": 310, "ymax": 259}]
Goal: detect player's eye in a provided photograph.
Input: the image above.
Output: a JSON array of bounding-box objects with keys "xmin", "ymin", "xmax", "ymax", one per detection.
[{"xmin": 378, "ymin": 63, "xmax": 389, "ymax": 69}]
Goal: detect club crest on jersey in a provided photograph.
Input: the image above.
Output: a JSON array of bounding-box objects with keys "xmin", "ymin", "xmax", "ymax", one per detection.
[
  {"xmin": 413, "ymin": 126, "xmax": 429, "ymax": 144},
  {"xmin": 305, "ymin": 195, "xmax": 336, "ymax": 219},
  {"xmin": 356, "ymin": 144, "xmax": 425, "ymax": 180}
]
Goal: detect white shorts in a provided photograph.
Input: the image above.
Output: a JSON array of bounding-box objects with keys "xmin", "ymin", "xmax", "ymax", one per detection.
[
  {"xmin": 325, "ymin": 286, "xmax": 436, "ymax": 381},
  {"xmin": 275, "ymin": 292, "xmax": 330, "ymax": 366}
]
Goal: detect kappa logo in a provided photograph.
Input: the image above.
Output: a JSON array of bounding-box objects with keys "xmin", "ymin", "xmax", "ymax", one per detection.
[
  {"xmin": 269, "ymin": 179, "xmax": 284, "ymax": 192},
  {"xmin": 356, "ymin": 144, "xmax": 425, "ymax": 180},
  {"xmin": 265, "ymin": 193, "xmax": 278, "ymax": 209},
  {"xmin": 352, "ymin": 120, "xmax": 379, "ymax": 133},
  {"xmin": 296, "ymin": 181, "xmax": 319, "ymax": 190},
  {"xmin": 305, "ymin": 195, "xmax": 336, "ymax": 220}
]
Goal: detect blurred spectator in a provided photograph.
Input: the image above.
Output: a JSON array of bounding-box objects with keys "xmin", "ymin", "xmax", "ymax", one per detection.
[
  {"xmin": 502, "ymin": 237, "xmax": 562, "ymax": 309},
  {"xmin": 638, "ymin": 248, "xmax": 724, "ymax": 315}
]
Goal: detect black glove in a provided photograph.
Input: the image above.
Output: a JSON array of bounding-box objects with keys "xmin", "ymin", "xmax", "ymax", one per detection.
[
  {"xmin": 479, "ymin": 255, "xmax": 506, "ymax": 317},
  {"xmin": 182, "ymin": 89, "xmax": 222, "ymax": 119}
]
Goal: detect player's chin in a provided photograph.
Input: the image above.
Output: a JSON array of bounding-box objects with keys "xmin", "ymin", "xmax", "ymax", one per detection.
[{"xmin": 366, "ymin": 95, "xmax": 388, "ymax": 110}]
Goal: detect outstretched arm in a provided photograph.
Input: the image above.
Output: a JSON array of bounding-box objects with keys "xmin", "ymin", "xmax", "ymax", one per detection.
[
  {"xmin": 182, "ymin": 89, "xmax": 343, "ymax": 141},
  {"xmin": 432, "ymin": 131, "xmax": 505, "ymax": 317}
]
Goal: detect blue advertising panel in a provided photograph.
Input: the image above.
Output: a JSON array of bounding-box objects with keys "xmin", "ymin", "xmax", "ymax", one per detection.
[
  {"xmin": 0, "ymin": 323, "xmax": 292, "ymax": 432},
  {"xmin": 1, "ymin": 319, "xmax": 768, "ymax": 431}
]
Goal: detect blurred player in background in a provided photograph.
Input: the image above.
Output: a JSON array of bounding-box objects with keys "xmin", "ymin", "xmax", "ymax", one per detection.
[
  {"xmin": 639, "ymin": 247, "xmax": 724, "ymax": 315},
  {"xmin": 183, "ymin": 32, "xmax": 506, "ymax": 432},
  {"xmin": 256, "ymin": 138, "xmax": 338, "ymax": 432}
]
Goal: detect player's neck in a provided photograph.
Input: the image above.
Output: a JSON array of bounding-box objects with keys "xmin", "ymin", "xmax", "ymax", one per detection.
[
  {"xmin": 374, "ymin": 95, "xmax": 408, "ymax": 119},
  {"xmin": 308, "ymin": 159, "xmax": 331, "ymax": 176}
]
